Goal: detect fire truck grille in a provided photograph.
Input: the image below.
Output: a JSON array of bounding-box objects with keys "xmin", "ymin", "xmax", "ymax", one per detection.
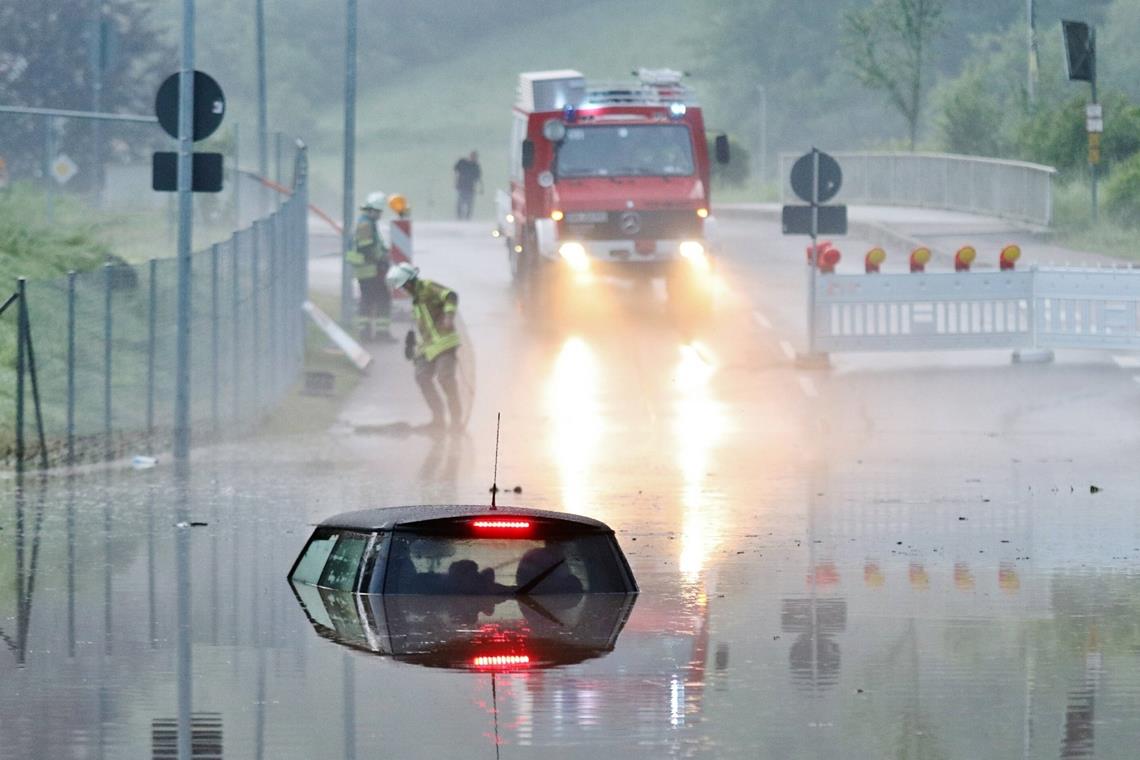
[{"xmin": 564, "ymin": 210, "xmax": 702, "ymax": 240}]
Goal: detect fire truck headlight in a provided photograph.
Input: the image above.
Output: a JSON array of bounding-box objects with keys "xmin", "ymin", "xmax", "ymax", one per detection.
[
  {"xmin": 680, "ymin": 240, "xmax": 710, "ymax": 272},
  {"xmin": 669, "ymin": 102, "xmax": 687, "ymax": 119},
  {"xmin": 558, "ymin": 242, "xmax": 590, "ymax": 272},
  {"xmin": 542, "ymin": 119, "xmax": 567, "ymax": 142}
]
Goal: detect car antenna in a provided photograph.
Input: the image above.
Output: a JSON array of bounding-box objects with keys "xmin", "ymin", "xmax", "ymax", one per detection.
[{"xmin": 490, "ymin": 412, "xmax": 501, "ymax": 510}]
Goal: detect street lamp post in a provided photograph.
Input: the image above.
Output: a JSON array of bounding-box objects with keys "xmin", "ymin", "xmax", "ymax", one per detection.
[{"xmin": 341, "ymin": 0, "xmax": 358, "ymax": 327}]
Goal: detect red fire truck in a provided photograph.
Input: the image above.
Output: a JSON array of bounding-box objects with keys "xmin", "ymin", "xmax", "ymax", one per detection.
[{"xmin": 496, "ymin": 68, "xmax": 729, "ymax": 321}]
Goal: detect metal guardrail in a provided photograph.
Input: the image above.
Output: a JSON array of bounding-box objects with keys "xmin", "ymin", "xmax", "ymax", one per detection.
[
  {"xmin": 779, "ymin": 152, "xmax": 1057, "ymax": 227},
  {"xmin": 813, "ymin": 266, "xmax": 1140, "ymax": 355}
]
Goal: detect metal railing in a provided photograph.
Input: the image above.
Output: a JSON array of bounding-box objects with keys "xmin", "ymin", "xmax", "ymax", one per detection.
[
  {"xmin": 812, "ymin": 265, "xmax": 1140, "ymax": 355},
  {"xmin": 6, "ymin": 145, "xmax": 310, "ymax": 469},
  {"xmin": 779, "ymin": 152, "xmax": 1056, "ymax": 227}
]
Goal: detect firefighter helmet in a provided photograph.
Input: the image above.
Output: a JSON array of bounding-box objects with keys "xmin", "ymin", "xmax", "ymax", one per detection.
[
  {"xmin": 386, "ymin": 261, "xmax": 419, "ymax": 290},
  {"xmin": 361, "ymin": 191, "xmax": 387, "ymax": 211}
]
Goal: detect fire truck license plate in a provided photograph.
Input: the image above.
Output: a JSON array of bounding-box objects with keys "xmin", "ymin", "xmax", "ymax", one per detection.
[{"xmin": 567, "ymin": 211, "xmax": 608, "ymax": 224}]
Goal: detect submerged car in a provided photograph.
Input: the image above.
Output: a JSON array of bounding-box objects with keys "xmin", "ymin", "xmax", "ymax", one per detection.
[{"xmin": 288, "ymin": 504, "xmax": 638, "ymax": 596}]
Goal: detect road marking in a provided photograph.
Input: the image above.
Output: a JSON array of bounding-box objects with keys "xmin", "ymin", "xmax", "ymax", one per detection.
[
  {"xmin": 778, "ymin": 340, "xmax": 796, "ymax": 361},
  {"xmin": 752, "ymin": 310, "xmax": 772, "ymax": 330},
  {"xmin": 797, "ymin": 375, "xmax": 819, "ymax": 398},
  {"xmin": 1113, "ymin": 355, "xmax": 1140, "ymax": 369}
]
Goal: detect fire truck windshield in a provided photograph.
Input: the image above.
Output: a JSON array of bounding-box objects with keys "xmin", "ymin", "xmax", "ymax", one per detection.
[{"xmin": 555, "ymin": 124, "xmax": 695, "ymax": 178}]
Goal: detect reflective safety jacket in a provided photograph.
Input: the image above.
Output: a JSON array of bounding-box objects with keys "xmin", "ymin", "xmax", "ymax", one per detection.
[
  {"xmin": 410, "ymin": 278, "xmax": 460, "ymax": 361},
  {"xmin": 347, "ymin": 214, "xmax": 389, "ymax": 280}
]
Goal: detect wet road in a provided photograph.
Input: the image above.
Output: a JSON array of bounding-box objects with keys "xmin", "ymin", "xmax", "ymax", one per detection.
[{"xmin": 4, "ymin": 213, "xmax": 1140, "ymax": 758}]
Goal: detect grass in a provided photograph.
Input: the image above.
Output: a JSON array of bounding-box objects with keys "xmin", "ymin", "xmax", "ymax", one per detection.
[{"xmin": 1047, "ymin": 176, "xmax": 1140, "ymax": 260}]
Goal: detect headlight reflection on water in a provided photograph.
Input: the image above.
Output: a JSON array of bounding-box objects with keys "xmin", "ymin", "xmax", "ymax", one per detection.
[
  {"xmin": 546, "ymin": 337, "xmax": 603, "ymax": 519},
  {"xmin": 675, "ymin": 342, "xmax": 728, "ymax": 582}
]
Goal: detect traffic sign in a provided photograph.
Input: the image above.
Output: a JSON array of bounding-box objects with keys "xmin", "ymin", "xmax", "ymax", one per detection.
[
  {"xmin": 791, "ymin": 150, "xmax": 842, "ymax": 203},
  {"xmin": 154, "ymin": 71, "xmax": 226, "ymax": 141},
  {"xmin": 51, "ymin": 154, "xmax": 78, "ymax": 185},
  {"xmin": 152, "ymin": 152, "xmax": 224, "ymax": 192},
  {"xmin": 782, "ymin": 205, "xmax": 847, "ymax": 236}
]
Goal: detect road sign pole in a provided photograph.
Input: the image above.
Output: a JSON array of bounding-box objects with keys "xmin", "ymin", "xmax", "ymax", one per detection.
[
  {"xmin": 255, "ymin": 0, "xmax": 269, "ymax": 179},
  {"xmin": 807, "ymin": 147, "xmax": 819, "ymax": 359},
  {"xmin": 174, "ymin": 0, "xmax": 195, "ymax": 465},
  {"xmin": 341, "ymin": 0, "xmax": 358, "ymax": 328}
]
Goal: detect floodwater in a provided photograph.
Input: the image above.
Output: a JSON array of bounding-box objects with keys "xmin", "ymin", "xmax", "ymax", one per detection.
[{"xmin": 4, "ymin": 219, "xmax": 1140, "ymax": 758}]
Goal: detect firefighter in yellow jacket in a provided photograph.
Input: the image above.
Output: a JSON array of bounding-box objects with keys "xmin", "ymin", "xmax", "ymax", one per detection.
[
  {"xmin": 346, "ymin": 191, "xmax": 393, "ymax": 341},
  {"xmin": 386, "ymin": 262, "xmax": 463, "ymax": 431}
]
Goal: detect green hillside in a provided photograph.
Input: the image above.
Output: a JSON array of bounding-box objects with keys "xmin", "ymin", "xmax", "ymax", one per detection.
[{"xmin": 306, "ymin": 0, "xmax": 710, "ymax": 221}]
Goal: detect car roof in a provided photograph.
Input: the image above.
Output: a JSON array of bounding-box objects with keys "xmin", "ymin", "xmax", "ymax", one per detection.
[{"xmin": 318, "ymin": 504, "xmax": 613, "ymax": 533}]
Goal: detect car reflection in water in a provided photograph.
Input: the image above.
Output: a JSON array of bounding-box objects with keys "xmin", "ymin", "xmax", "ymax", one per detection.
[{"xmin": 290, "ymin": 583, "xmax": 637, "ymax": 671}]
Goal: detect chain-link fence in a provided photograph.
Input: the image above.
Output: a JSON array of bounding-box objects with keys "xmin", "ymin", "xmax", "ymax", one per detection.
[
  {"xmin": 6, "ymin": 146, "xmax": 310, "ymax": 468},
  {"xmin": 779, "ymin": 152, "xmax": 1057, "ymax": 227}
]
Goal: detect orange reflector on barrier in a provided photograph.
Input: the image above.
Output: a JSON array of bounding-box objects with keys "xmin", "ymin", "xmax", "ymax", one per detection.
[
  {"xmin": 954, "ymin": 245, "xmax": 976, "ymax": 272},
  {"xmin": 909, "ymin": 247, "xmax": 931, "ymax": 273},
  {"xmin": 865, "ymin": 247, "xmax": 886, "ymax": 273},
  {"xmin": 1000, "ymin": 244, "xmax": 1021, "ymax": 270}
]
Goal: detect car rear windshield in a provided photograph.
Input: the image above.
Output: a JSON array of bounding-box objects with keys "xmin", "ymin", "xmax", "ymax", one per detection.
[
  {"xmin": 383, "ymin": 533, "xmax": 631, "ymax": 595},
  {"xmin": 556, "ymin": 124, "xmax": 695, "ymax": 178}
]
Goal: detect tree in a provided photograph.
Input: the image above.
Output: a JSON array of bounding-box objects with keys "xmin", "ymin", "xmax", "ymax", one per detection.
[
  {"xmin": 0, "ymin": 1, "xmax": 171, "ymax": 190},
  {"xmin": 843, "ymin": 0, "xmax": 945, "ymax": 150}
]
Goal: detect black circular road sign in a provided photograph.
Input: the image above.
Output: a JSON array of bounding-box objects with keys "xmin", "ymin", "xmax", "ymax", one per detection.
[
  {"xmin": 155, "ymin": 71, "xmax": 226, "ymax": 141},
  {"xmin": 790, "ymin": 150, "xmax": 842, "ymax": 204}
]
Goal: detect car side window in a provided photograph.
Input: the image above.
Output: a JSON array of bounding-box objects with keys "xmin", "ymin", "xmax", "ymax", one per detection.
[
  {"xmin": 291, "ymin": 530, "xmax": 339, "ymax": 585},
  {"xmin": 319, "ymin": 532, "xmax": 370, "ymax": 591}
]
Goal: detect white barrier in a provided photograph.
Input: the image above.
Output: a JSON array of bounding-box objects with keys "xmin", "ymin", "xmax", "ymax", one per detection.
[
  {"xmin": 813, "ymin": 266, "xmax": 1140, "ymax": 355},
  {"xmin": 779, "ymin": 152, "xmax": 1056, "ymax": 227}
]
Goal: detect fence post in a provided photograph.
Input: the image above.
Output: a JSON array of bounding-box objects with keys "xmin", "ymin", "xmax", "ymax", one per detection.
[
  {"xmin": 210, "ymin": 243, "xmax": 220, "ymax": 436},
  {"xmin": 251, "ymin": 220, "xmax": 261, "ymax": 414},
  {"xmin": 19, "ymin": 281, "xmax": 48, "ymax": 470},
  {"xmin": 66, "ymin": 271, "xmax": 76, "ymax": 466},
  {"xmin": 231, "ymin": 235, "xmax": 241, "ymax": 427},
  {"xmin": 268, "ymin": 218, "xmax": 279, "ymax": 404},
  {"xmin": 147, "ymin": 259, "xmax": 156, "ymax": 454},
  {"xmin": 15, "ymin": 279, "xmax": 26, "ymax": 471},
  {"xmin": 103, "ymin": 262, "xmax": 113, "ymax": 463}
]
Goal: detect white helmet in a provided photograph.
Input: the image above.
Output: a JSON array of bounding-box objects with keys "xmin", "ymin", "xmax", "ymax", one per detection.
[
  {"xmin": 386, "ymin": 261, "xmax": 419, "ymax": 290},
  {"xmin": 361, "ymin": 191, "xmax": 387, "ymax": 211}
]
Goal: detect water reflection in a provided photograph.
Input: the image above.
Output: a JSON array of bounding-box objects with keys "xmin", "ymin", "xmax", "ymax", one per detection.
[
  {"xmin": 290, "ymin": 584, "xmax": 635, "ymax": 671},
  {"xmin": 546, "ymin": 337, "xmax": 603, "ymax": 518},
  {"xmin": 673, "ymin": 342, "xmax": 726, "ymax": 582}
]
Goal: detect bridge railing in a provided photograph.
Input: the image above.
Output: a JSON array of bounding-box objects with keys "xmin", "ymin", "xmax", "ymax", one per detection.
[{"xmin": 779, "ymin": 152, "xmax": 1056, "ymax": 227}]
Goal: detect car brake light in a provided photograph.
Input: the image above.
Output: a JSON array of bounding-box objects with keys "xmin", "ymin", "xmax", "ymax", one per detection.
[
  {"xmin": 472, "ymin": 655, "xmax": 530, "ymax": 668},
  {"xmin": 472, "ymin": 519, "xmax": 531, "ymax": 530}
]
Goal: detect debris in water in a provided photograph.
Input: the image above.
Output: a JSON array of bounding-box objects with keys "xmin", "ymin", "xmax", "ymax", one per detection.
[
  {"xmin": 958, "ymin": 516, "xmax": 967, "ymax": 521},
  {"xmin": 131, "ymin": 455, "xmax": 158, "ymax": 470},
  {"xmin": 1090, "ymin": 485, "xmax": 1102, "ymax": 494}
]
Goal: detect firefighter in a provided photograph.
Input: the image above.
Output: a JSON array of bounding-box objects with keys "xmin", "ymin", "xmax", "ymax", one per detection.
[
  {"xmin": 386, "ymin": 262, "xmax": 464, "ymax": 431},
  {"xmin": 346, "ymin": 192, "xmax": 394, "ymax": 342}
]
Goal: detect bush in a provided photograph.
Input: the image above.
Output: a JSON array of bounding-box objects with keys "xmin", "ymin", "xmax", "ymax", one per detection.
[{"xmin": 1105, "ymin": 152, "xmax": 1140, "ymax": 227}]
